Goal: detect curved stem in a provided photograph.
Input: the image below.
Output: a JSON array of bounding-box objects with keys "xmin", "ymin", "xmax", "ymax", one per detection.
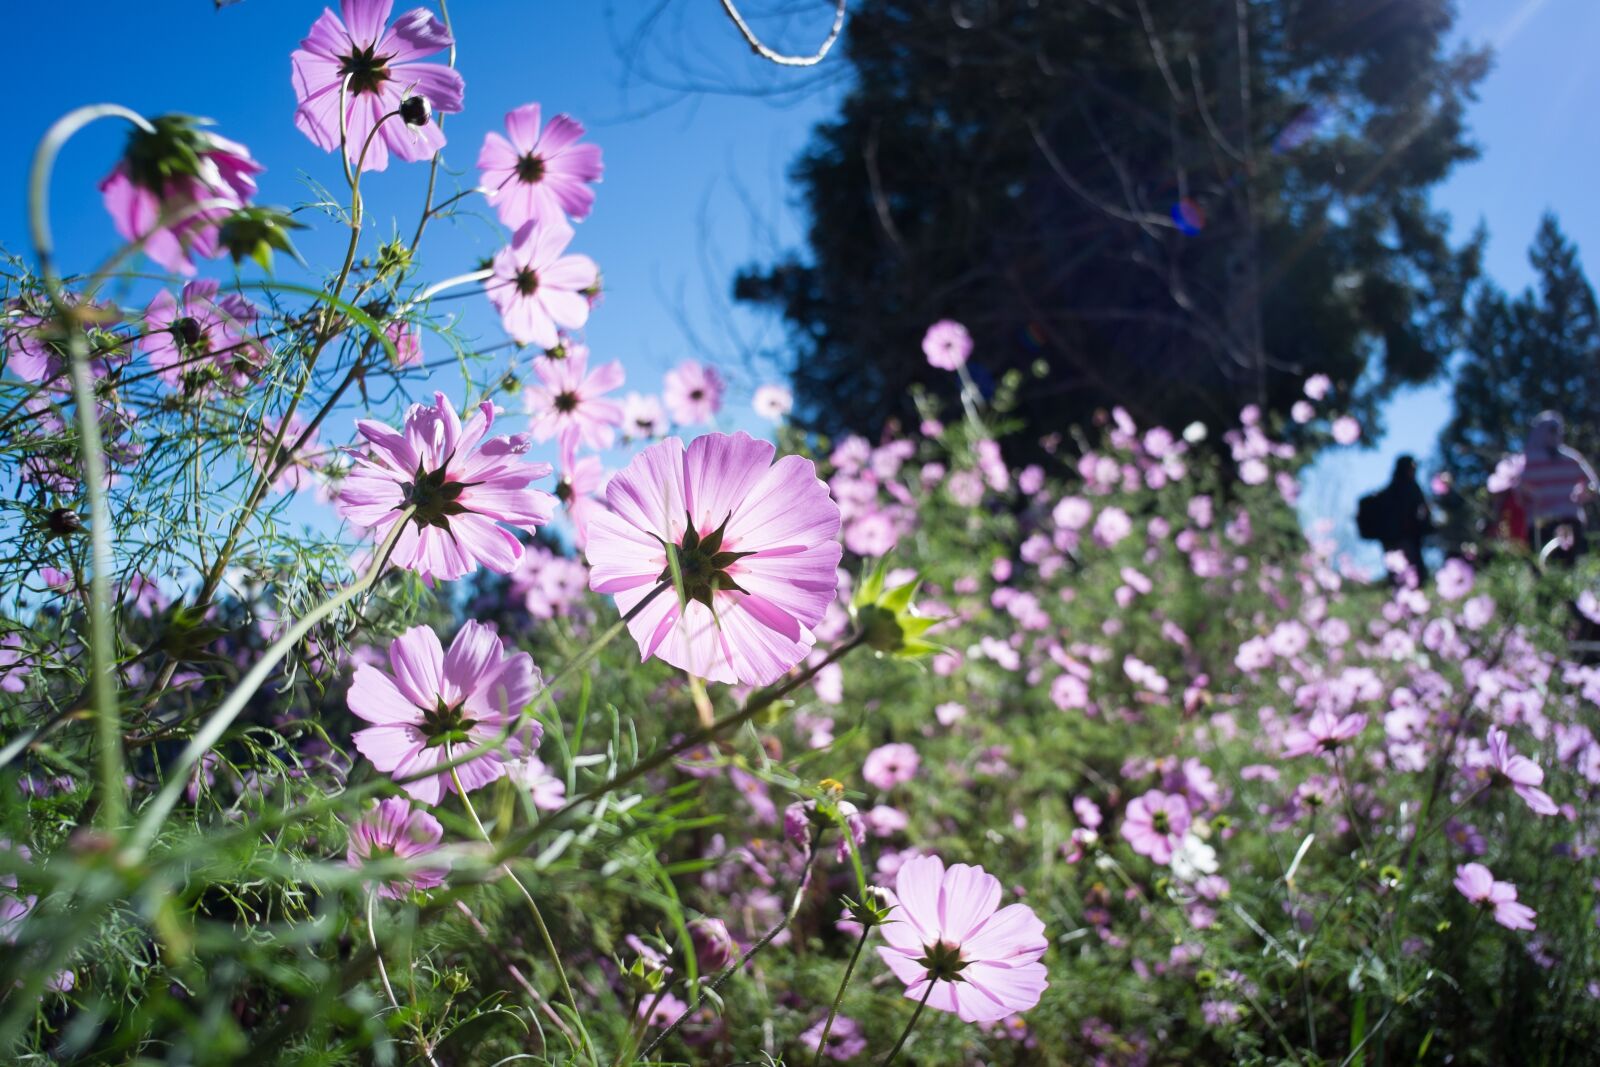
[
  {"xmin": 448, "ymin": 758, "xmax": 596, "ymax": 1066},
  {"xmin": 123, "ymin": 507, "xmax": 414, "ymax": 858},
  {"xmin": 27, "ymin": 103, "xmax": 156, "ymax": 829},
  {"xmin": 813, "ymin": 924, "xmax": 871, "ymax": 1067},
  {"xmin": 880, "ymin": 975, "xmax": 936, "ymax": 1066}
]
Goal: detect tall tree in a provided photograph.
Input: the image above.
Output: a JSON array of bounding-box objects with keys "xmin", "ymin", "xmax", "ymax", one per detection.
[
  {"xmin": 736, "ymin": 0, "xmax": 1486, "ymax": 447},
  {"xmin": 1440, "ymin": 214, "xmax": 1600, "ymax": 488}
]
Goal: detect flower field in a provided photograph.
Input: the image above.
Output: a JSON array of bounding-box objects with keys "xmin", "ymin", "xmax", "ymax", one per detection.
[{"xmin": 4, "ymin": 2, "xmax": 1600, "ymax": 1064}]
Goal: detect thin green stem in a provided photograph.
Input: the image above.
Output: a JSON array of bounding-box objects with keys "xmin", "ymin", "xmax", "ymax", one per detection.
[
  {"xmin": 448, "ymin": 758, "xmax": 597, "ymax": 1067},
  {"xmin": 880, "ymin": 976, "xmax": 937, "ymax": 1066},
  {"xmin": 369, "ymin": 892, "xmax": 442, "ymax": 1067},
  {"xmin": 813, "ymin": 925, "xmax": 872, "ymax": 1067}
]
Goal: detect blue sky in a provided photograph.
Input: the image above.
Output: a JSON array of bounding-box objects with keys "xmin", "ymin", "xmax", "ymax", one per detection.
[{"xmin": 6, "ymin": 0, "xmax": 1596, "ymax": 553}]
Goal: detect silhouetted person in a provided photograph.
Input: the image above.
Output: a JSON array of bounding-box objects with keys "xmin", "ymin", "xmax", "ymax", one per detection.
[
  {"xmin": 1359, "ymin": 455, "xmax": 1433, "ymax": 583},
  {"xmin": 1519, "ymin": 411, "xmax": 1598, "ymax": 562}
]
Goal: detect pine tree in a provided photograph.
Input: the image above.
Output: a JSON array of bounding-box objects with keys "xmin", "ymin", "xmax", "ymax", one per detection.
[
  {"xmin": 1440, "ymin": 214, "xmax": 1600, "ymax": 490},
  {"xmin": 735, "ymin": 0, "xmax": 1487, "ymax": 449}
]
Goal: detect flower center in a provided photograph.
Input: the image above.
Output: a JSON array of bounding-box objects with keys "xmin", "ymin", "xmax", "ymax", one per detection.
[
  {"xmin": 554, "ymin": 391, "xmax": 579, "ymax": 413},
  {"xmin": 172, "ymin": 316, "xmax": 203, "ymax": 350},
  {"xmin": 516, "ymin": 154, "xmax": 546, "ymax": 184},
  {"xmin": 400, "ymin": 462, "xmax": 473, "ymax": 530},
  {"xmin": 1151, "ymin": 811, "xmax": 1170, "ymax": 834},
  {"xmin": 917, "ymin": 939, "xmax": 968, "ymax": 982},
  {"xmin": 419, "ymin": 697, "xmax": 477, "ymax": 749},
  {"xmin": 689, "ymin": 388, "xmax": 705, "ymax": 401},
  {"xmin": 658, "ymin": 510, "xmax": 754, "ymax": 610},
  {"xmin": 339, "ymin": 45, "xmax": 392, "ymax": 96},
  {"xmin": 515, "ymin": 268, "xmax": 540, "ymax": 296}
]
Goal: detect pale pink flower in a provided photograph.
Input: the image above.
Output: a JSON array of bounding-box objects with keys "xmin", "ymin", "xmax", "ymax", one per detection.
[
  {"xmin": 1331, "ymin": 415, "xmax": 1361, "ymax": 445},
  {"xmin": 386, "ymin": 319, "xmax": 422, "ymax": 366},
  {"xmin": 1120, "ymin": 788, "xmax": 1191, "ymax": 865},
  {"xmin": 348, "ymin": 622, "xmax": 541, "ymax": 805},
  {"xmin": 922, "ymin": 320, "xmax": 973, "ymax": 371},
  {"xmin": 291, "ymin": 0, "xmax": 464, "ymax": 171},
  {"xmin": 1291, "ymin": 400, "xmax": 1314, "ymax": 424},
  {"xmin": 1304, "ymin": 373, "xmax": 1331, "ymax": 400},
  {"xmin": 476, "ymin": 103, "xmax": 603, "ymax": 230},
  {"xmin": 99, "ymin": 123, "xmax": 261, "ymax": 276},
  {"xmin": 863, "ymin": 742, "xmax": 920, "ymax": 791},
  {"xmin": 486, "ymin": 221, "xmax": 599, "ymax": 349},
  {"xmin": 802, "ymin": 1015, "xmax": 867, "ymax": 1060},
  {"xmin": 509, "ymin": 757, "xmax": 568, "ymax": 810},
  {"xmin": 1454, "ymin": 863, "xmax": 1536, "ymax": 931},
  {"xmin": 1482, "ymin": 726, "xmax": 1558, "ymax": 816},
  {"xmin": 557, "ymin": 453, "xmax": 606, "ymax": 549},
  {"xmin": 1436, "ymin": 558, "xmax": 1474, "ymax": 601},
  {"xmin": 621, "ymin": 392, "xmax": 667, "ymax": 439},
  {"xmin": 753, "ymin": 384, "xmax": 793, "ymax": 422},
  {"xmin": 877, "ymin": 854, "xmax": 1048, "ymax": 1022},
  {"xmin": 338, "ymin": 392, "xmax": 555, "ymax": 582},
  {"xmin": 522, "ymin": 349, "xmax": 624, "ymax": 454},
  {"xmin": 346, "ymin": 796, "xmax": 449, "ymax": 898},
  {"xmin": 1282, "ymin": 710, "xmax": 1367, "ymax": 758},
  {"xmin": 663, "ymin": 360, "xmax": 725, "ymax": 425},
  {"xmin": 584, "ymin": 431, "xmax": 841, "ymax": 686},
  {"xmin": 252, "ymin": 415, "xmax": 320, "ymax": 495}
]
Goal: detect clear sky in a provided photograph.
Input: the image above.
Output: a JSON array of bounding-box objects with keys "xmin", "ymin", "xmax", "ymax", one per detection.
[{"xmin": 7, "ymin": 0, "xmax": 1596, "ymax": 554}]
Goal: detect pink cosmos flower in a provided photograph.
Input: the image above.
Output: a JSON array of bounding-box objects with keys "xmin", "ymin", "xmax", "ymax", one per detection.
[
  {"xmin": 622, "ymin": 392, "xmax": 667, "ymax": 439},
  {"xmin": 522, "ymin": 349, "xmax": 625, "ymax": 454},
  {"xmin": 663, "ymin": 360, "xmax": 726, "ymax": 426},
  {"xmin": 1120, "ymin": 788, "xmax": 1191, "ymax": 865},
  {"xmin": 337, "ymin": 392, "xmax": 556, "ymax": 582},
  {"xmin": 1304, "ymin": 373, "xmax": 1331, "ymax": 400},
  {"xmin": 1331, "ymin": 415, "xmax": 1361, "ymax": 445},
  {"xmin": 252, "ymin": 415, "xmax": 320, "ymax": 495},
  {"xmin": 142, "ymin": 281, "xmax": 266, "ymax": 394},
  {"xmin": 863, "ymin": 742, "xmax": 920, "ymax": 791},
  {"xmin": 584, "ymin": 431, "xmax": 842, "ymax": 686},
  {"xmin": 1436, "ymin": 558, "xmax": 1474, "ymax": 601},
  {"xmin": 291, "ymin": 0, "xmax": 465, "ymax": 171},
  {"xmin": 386, "ymin": 319, "xmax": 422, "ymax": 367},
  {"xmin": 477, "ymin": 104, "xmax": 604, "ymax": 230},
  {"xmin": 753, "ymin": 384, "xmax": 794, "ymax": 422},
  {"xmin": 346, "ymin": 796, "xmax": 449, "ymax": 898},
  {"xmin": 99, "ymin": 123, "xmax": 261, "ymax": 277},
  {"xmin": 1282, "ymin": 710, "xmax": 1367, "ymax": 758},
  {"xmin": 877, "ymin": 854, "xmax": 1048, "ymax": 1022},
  {"xmin": 1454, "ymin": 863, "xmax": 1536, "ymax": 931},
  {"xmin": 348, "ymin": 622, "xmax": 541, "ymax": 805},
  {"xmin": 922, "ymin": 320, "xmax": 973, "ymax": 371},
  {"xmin": 1482, "ymin": 726, "xmax": 1558, "ymax": 816},
  {"xmin": 486, "ymin": 221, "xmax": 598, "ymax": 349},
  {"xmin": 509, "ymin": 756, "xmax": 568, "ymax": 810},
  {"xmin": 556, "ymin": 453, "xmax": 606, "ymax": 549}
]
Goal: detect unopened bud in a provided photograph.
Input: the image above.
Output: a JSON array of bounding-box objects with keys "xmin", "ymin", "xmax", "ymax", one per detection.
[{"xmin": 399, "ymin": 96, "xmax": 432, "ymax": 127}]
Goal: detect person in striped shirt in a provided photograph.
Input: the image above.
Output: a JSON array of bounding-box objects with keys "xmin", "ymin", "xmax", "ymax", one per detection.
[{"xmin": 1518, "ymin": 411, "xmax": 1598, "ymax": 560}]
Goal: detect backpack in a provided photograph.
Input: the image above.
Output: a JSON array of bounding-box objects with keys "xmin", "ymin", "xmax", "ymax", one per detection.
[{"xmin": 1356, "ymin": 490, "xmax": 1389, "ymax": 542}]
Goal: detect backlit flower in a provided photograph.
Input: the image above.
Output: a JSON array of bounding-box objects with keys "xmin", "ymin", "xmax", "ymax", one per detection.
[
  {"xmin": 142, "ymin": 281, "xmax": 266, "ymax": 394},
  {"xmin": 486, "ymin": 221, "xmax": 599, "ymax": 348},
  {"xmin": 477, "ymin": 103, "xmax": 604, "ymax": 230},
  {"xmin": 522, "ymin": 348, "xmax": 624, "ymax": 454},
  {"xmin": 622, "ymin": 392, "xmax": 667, "ymax": 439},
  {"xmin": 1282, "ymin": 710, "xmax": 1367, "ymax": 758},
  {"xmin": 99, "ymin": 117, "xmax": 262, "ymax": 277},
  {"xmin": 877, "ymin": 854, "xmax": 1048, "ymax": 1022},
  {"xmin": 584, "ymin": 431, "xmax": 841, "ymax": 686},
  {"xmin": 1480, "ymin": 726, "xmax": 1558, "ymax": 816},
  {"xmin": 349, "ymin": 622, "xmax": 541, "ymax": 805},
  {"xmin": 753, "ymin": 384, "xmax": 793, "ymax": 422},
  {"xmin": 291, "ymin": 0, "xmax": 465, "ymax": 170},
  {"xmin": 338, "ymin": 392, "xmax": 555, "ymax": 582},
  {"xmin": 346, "ymin": 796, "xmax": 449, "ymax": 898},
  {"xmin": 662, "ymin": 360, "xmax": 725, "ymax": 426},
  {"xmin": 863, "ymin": 742, "xmax": 920, "ymax": 791}
]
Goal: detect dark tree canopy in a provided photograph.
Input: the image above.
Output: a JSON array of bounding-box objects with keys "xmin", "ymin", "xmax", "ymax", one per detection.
[
  {"xmin": 1439, "ymin": 214, "xmax": 1600, "ymax": 489},
  {"xmin": 737, "ymin": 0, "xmax": 1487, "ymax": 447}
]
